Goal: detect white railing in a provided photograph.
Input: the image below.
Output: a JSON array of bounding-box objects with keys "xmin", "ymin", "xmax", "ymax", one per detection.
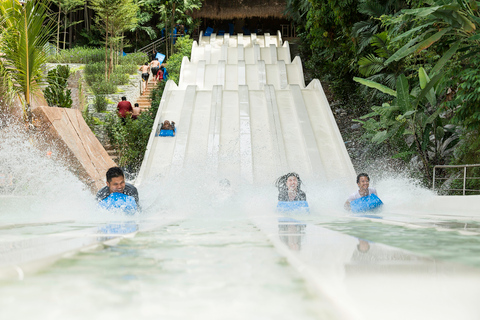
[{"xmin": 433, "ymin": 164, "xmax": 480, "ymax": 195}]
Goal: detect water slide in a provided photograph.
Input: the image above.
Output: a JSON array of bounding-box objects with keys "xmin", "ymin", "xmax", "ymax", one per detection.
[
  {"xmin": 136, "ymin": 31, "xmax": 356, "ymax": 187},
  {"xmin": 3, "ymin": 32, "xmax": 480, "ymax": 319}
]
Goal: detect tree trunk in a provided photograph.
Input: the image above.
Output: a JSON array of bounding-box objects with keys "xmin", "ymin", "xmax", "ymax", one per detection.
[
  {"xmin": 84, "ymin": 2, "xmax": 89, "ymax": 32},
  {"xmin": 171, "ymin": 3, "xmax": 175, "ymax": 57},
  {"xmin": 165, "ymin": 14, "xmax": 168, "ymax": 58},
  {"xmin": 121, "ymin": 32, "xmax": 124, "ymax": 61},
  {"xmin": 57, "ymin": 6, "xmax": 61, "ymax": 52},
  {"xmin": 63, "ymin": 14, "xmax": 67, "ymax": 50},
  {"xmin": 69, "ymin": 12, "xmax": 73, "ymax": 48},
  {"xmin": 414, "ymin": 131, "xmax": 432, "ymax": 181},
  {"xmin": 105, "ymin": 17, "xmax": 109, "ymax": 81},
  {"xmin": 109, "ymin": 41, "xmax": 114, "ymax": 80}
]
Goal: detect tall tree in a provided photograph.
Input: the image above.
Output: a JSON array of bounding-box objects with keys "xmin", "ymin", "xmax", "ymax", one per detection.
[
  {"xmin": 0, "ymin": 0, "xmax": 54, "ymax": 122},
  {"xmin": 156, "ymin": 0, "xmax": 201, "ymax": 57},
  {"xmin": 53, "ymin": 0, "xmax": 85, "ymax": 51},
  {"xmin": 91, "ymin": 0, "xmax": 138, "ymax": 80}
]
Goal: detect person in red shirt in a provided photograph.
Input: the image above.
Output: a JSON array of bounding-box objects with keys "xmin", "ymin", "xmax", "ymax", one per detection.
[{"xmin": 117, "ymin": 96, "xmax": 133, "ymax": 124}]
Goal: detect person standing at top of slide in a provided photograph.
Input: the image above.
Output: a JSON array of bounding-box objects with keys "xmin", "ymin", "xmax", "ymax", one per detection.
[
  {"xmin": 344, "ymin": 173, "xmax": 378, "ymax": 210},
  {"xmin": 150, "ymin": 58, "xmax": 160, "ymax": 84},
  {"xmin": 139, "ymin": 62, "xmax": 150, "ymax": 93}
]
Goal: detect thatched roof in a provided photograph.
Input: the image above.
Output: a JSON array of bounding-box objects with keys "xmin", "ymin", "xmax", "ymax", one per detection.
[{"xmin": 190, "ymin": 0, "xmax": 287, "ymax": 19}]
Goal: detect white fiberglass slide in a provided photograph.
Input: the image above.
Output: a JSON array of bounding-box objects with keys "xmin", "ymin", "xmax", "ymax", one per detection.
[{"xmin": 136, "ymin": 32, "xmax": 356, "ymax": 188}]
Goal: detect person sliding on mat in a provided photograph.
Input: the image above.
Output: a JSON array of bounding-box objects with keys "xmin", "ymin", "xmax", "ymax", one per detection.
[
  {"xmin": 96, "ymin": 167, "xmax": 140, "ymax": 207},
  {"xmin": 275, "ymin": 172, "xmax": 306, "ymax": 201},
  {"xmin": 344, "ymin": 173, "xmax": 378, "ymax": 211},
  {"xmin": 161, "ymin": 120, "xmax": 175, "ymax": 131}
]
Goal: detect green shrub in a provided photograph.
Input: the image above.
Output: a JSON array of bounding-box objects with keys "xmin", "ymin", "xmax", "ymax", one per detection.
[
  {"xmin": 93, "ymin": 94, "xmax": 108, "ymax": 113},
  {"xmin": 110, "ymin": 71, "xmax": 130, "ymax": 86},
  {"xmin": 47, "ymin": 47, "xmax": 105, "ymax": 64},
  {"xmin": 164, "ymin": 36, "xmax": 193, "ymax": 84},
  {"xmin": 119, "ymin": 52, "xmax": 149, "ymax": 66},
  {"xmin": 105, "ymin": 113, "xmax": 153, "ymax": 170},
  {"xmin": 43, "ymin": 65, "xmax": 72, "ymax": 108},
  {"xmin": 91, "ymin": 80, "xmax": 117, "ymax": 95}
]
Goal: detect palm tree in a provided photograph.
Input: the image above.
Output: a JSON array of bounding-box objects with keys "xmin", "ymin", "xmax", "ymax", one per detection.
[{"xmin": 0, "ymin": 0, "xmax": 54, "ymax": 123}]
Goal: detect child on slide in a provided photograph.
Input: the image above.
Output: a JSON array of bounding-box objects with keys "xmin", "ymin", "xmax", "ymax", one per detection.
[{"xmin": 275, "ymin": 172, "xmax": 306, "ymax": 202}]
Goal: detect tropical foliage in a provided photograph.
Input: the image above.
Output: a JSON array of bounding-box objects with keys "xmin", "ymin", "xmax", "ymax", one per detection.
[
  {"xmin": 90, "ymin": 0, "xmax": 139, "ymax": 80},
  {"xmin": 294, "ymin": 0, "xmax": 480, "ymax": 185},
  {"xmin": 43, "ymin": 65, "xmax": 73, "ymax": 108},
  {"xmin": 0, "ymin": 0, "xmax": 54, "ymax": 122}
]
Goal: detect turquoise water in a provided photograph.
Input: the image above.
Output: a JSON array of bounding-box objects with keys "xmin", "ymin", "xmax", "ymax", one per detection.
[
  {"xmin": 313, "ymin": 214, "xmax": 480, "ymax": 268},
  {"xmin": 0, "ymin": 214, "xmax": 333, "ymax": 320}
]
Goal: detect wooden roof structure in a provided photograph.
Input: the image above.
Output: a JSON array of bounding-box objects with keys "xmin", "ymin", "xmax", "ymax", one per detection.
[{"xmin": 190, "ymin": 0, "xmax": 287, "ymax": 19}]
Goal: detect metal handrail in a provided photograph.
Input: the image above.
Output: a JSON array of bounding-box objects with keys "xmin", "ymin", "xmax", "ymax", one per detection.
[
  {"xmin": 138, "ymin": 37, "xmax": 166, "ymax": 55},
  {"xmin": 433, "ymin": 164, "xmax": 480, "ymax": 195},
  {"xmin": 137, "ymin": 34, "xmax": 185, "ymax": 55}
]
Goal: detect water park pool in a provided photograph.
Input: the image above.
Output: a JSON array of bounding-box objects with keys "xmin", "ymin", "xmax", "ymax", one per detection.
[
  {"xmin": 2, "ymin": 31, "xmax": 480, "ymax": 319},
  {"xmin": 3, "ymin": 179, "xmax": 480, "ymax": 320},
  {"xmin": 2, "ymin": 122, "xmax": 480, "ymax": 320}
]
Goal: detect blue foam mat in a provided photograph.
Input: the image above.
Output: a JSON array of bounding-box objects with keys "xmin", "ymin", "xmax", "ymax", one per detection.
[
  {"xmin": 98, "ymin": 192, "xmax": 138, "ymax": 214},
  {"xmin": 350, "ymin": 193, "xmax": 383, "ymax": 213},
  {"xmin": 159, "ymin": 128, "xmax": 176, "ymax": 136}
]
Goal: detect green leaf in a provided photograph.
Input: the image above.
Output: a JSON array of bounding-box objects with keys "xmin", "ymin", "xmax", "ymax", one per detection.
[
  {"xmin": 413, "ymin": 72, "xmax": 444, "ymax": 109},
  {"xmin": 372, "ymin": 130, "xmax": 388, "ymax": 144},
  {"xmin": 390, "ymin": 21, "xmax": 435, "ymax": 42},
  {"xmin": 385, "ymin": 29, "xmax": 436, "ymax": 64},
  {"xmin": 419, "ymin": 67, "xmax": 436, "ymax": 106},
  {"xmin": 430, "ymin": 41, "xmax": 461, "ymax": 76},
  {"xmin": 424, "ymin": 107, "xmax": 443, "ymax": 129},
  {"xmin": 399, "ymin": 110, "xmax": 416, "ymax": 119},
  {"xmin": 456, "ymin": 12, "xmax": 476, "ymax": 33},
  {"xmin": 418, "ymin": 67, "xmax": 430, "ymax": 89},
  {"xmin": 401, "ymin": 6, "xmax": 442, "ymax": 18},
  {"xmin": 359, "ymin": 111, "xmax": 379, "ymax": 119},
  {"xmin": 396, "ymin": 74, "xmax": 411, "ymax": 111},
  {"xmin": 353, "ymin": 77, "xmax": 397, "ymax": 97},
  {"xmin": 435, "ymin": 126, "xmax": 445, "ymax": 140},
  {"xmin": 414, "ymin": 28, "xmax": 451, "ymax": 54}
]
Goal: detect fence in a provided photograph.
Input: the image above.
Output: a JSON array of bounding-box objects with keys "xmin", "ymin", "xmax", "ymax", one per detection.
[{"xmin": 433, "ymin": 164, "xmax": 480, "ymax": 195}]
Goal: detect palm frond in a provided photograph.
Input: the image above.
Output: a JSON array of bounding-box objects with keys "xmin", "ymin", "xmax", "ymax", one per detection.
[
  {"xmin": 358, "ymin": 53, "xmax": 386, "ymax": 76},
  {"xmin": 0, "ymin": 0, "xmax": 54, "ymax": 114}
]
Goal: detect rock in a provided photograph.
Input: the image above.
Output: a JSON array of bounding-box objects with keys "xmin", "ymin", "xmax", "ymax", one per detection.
[{"xmin": 350, "ymin": 123, "xmax": 361, "ymax": 130}]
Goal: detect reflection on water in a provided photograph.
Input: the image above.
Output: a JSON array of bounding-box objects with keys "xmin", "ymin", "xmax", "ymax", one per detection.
[
  {"xmin": 0, "ymin": 215, "xmax": 328, "ymax": 320},
  {"xmin": 278, "ymin": 217, "xmax": 306, "ymax": 251},
  {"xmin": 318, "ymin": 218, "xmax": 480, "ymax": 267}
]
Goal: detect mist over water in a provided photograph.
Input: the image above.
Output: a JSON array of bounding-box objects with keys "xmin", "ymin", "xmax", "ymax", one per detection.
[
  {"xmin": 0, "ymin": 122, "xmax": 98, "ymax": 222},
  {"xmin": 0, "ymin": 117, "xmax": 439, "ymax": 224}
]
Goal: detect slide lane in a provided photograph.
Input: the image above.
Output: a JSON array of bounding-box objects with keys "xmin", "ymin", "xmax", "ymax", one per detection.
[{"xmin": 136, "ymin": 81, "xmax": 356, "ymax": 187}]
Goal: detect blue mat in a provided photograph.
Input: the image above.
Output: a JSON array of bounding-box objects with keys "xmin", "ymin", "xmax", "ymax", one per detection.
[
  {"xmin": 98, "ymin": 192, "xmax": 137, "ymax": 214},
  {"xmin": 159, "ymin": 127, "xmax": 176, "ymax": 136},
  {"xmin": 350, "ymin": 194, "xmax": 383, "ymax": 213},
  {"xmin": 277, "ymin": 201, "xmax": 309, "ymax": 213},
  {"xmin": 155, "ymin": 52, "xmax": 166, "ymax": 64},
  {"xmin": 204, "ymin": 27, "xmax": 213, "ymax": 36}
]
